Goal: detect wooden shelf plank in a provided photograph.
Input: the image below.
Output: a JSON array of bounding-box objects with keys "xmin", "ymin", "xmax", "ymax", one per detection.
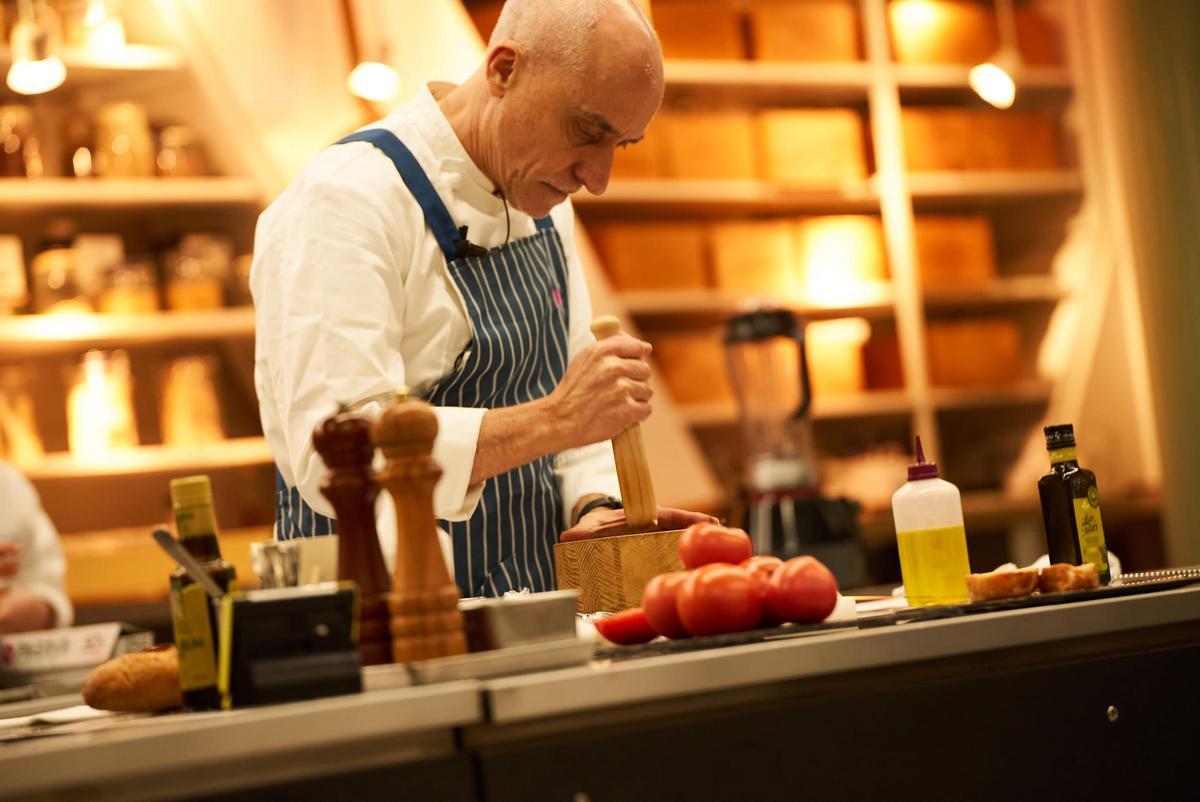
[
  {"xmin": 0, "ymin": 307, "xmax": 255, "ymax": 354},
  {"xmin": 21, "ymin": 437, "xmax": 273, "ymax": 481},
  {"xmin": 664, "ymin": 59, "xmax": 871, "ymax": 103},
  {"xmin": 620, "ymin": 288, "xmax": 895, "ymax": 320},
  {"xmin": 0, "ymin": 43, "xmax": 184, "ymax": 85},
  {"xmin": 924, "ymin": 276, "xmax": 1068, "ymax": 310},
  {"xmin": 908, "ymin": 170, "xmax": 1083, "ymax": 203},
  {"xmin": 895, "ymin": 64, "xmax": 1072, "ymax": 92},
  {"xmin": 573, "ymin": 179, "xmax": 879, "ymax": 214},
  {"xmin": 0, "ymin": 178, "xmax": 262, "ymax": 210},
  {"xmin": 932, "ymin": 380, "xmax": 1054, "ymax": 410},
  {"xmin": 682, "ymin": 391, "xmax": 913, "ymax": 427}
]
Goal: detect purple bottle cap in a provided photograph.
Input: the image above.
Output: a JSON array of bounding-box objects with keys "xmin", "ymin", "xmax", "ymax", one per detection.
[{"xmin": 908, "ymin": 436, "xmax": 940, "ymax": 481}]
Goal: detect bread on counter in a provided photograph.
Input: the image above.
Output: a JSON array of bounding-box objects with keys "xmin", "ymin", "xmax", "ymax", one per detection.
[
  {"xmin": 82, "ymin": 644, "xmax": 184, "ymax": 713},
  {"xmin": 965, "ymin": 566, "xmax": 1040, "ymax": 602},
  {"xmin": 1038, "ymin": 562, "xmax": 1100, "ymax": 593}
]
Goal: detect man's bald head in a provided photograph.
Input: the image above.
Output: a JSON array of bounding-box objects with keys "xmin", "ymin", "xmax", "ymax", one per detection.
[{"xmin": 489, "ymin": 0, "xmax": 660, "ymax": 77}]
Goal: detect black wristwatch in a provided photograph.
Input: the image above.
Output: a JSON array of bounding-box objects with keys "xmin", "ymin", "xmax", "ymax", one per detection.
[{"xmin": 575, "ymin": 495, "xmax": 623, "ymax": 522}]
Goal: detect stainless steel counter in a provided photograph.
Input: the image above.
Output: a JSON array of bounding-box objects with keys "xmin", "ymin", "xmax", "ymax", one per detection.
[
  {"xmin": 0, "ymin": 681, "xmax": 482, "ymax": 801},
  {"xmin": 479, "ymin": 585, "xmax": 1200, "ymax": 723}
]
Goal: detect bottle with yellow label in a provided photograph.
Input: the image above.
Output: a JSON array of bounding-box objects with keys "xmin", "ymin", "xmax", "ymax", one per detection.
[
  {"xmin": 892, "ymin": 436, "xmax": 971, "ymax": 606},
  {"xmin": 1038, "ymin": 424, "xmax": 1111, "ymax": 584},
  {"xmin": 168, "ymin": 475, "xmax": 237, "ymax": 710}
]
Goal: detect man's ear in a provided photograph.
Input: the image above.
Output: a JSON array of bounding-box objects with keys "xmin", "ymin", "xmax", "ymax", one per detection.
[{"xmin": 485, "ymin": 42, "xmax": 523, "ymax": 97}]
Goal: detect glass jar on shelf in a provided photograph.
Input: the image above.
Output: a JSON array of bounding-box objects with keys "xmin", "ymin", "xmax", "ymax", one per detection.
[
  {"xmin": 164, "ymin": 234, "xmax": 231, "ymax": 310},
  {"xmin": 99, "ymin": 258, "xmax": 158, "ymax": 314},
  {"xmin": 227, "ymin": 253, "xmax": 253, "ymax": 307},
  {"xmin": 31, "ymin": 222, "xmax": 92, "ymax": 314},
  {"xmin": 0, "ymin": 364, "xmax": 44, "ymax": 467},
  {"xmin": 156, "ymin": 125, "xmax": 209, "ymax": 178},
  {"xmin": 0, "ymin": 104, "xmax": 44, "ymax": 179},
  {"xmin": 0, "ymin": 235, "xmax": 27, "ymax": 314},
  {"xmin": 58, "ymin": 0, "xmax": 126, "ymax": 50},
  {"xmin": 93, "ymin": 102, "xmax": 155, "ymax": 178},
  {"xmin": 62, "ymin": 114, "xmax": 95, "ymax": 178},
  {"xmin": 65, "ymin": 349, "xmax": 139, "ymax": 459},
  {"xmin": 161, "ymin": 355, "xmax": 225, "ymax": 446}
]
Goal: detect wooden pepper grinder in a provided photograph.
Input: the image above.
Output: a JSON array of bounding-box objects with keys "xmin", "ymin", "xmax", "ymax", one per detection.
[
  {"xmin": 591, "ymin": 316, "xmax": 658, "ymax": 529},
  {"xmin": 373, "ymin": 390, "xmax": 467, "ymax": 663},
  {"xmin": 313, "ymin": 406, "xmax": 392, "ymax": 666}
]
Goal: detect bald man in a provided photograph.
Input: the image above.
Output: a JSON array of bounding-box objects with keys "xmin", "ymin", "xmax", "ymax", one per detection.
[{"xmin": 253, "ymin": 0, "xmax": 714, "ymax": 597}]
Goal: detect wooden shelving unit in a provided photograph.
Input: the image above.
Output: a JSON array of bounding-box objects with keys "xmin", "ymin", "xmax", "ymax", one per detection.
[
  {"xmin": 0, "ymin": 43, "xmax": 185, "ymax": 85},
  {"xmin": 619, "ymin": 288, "xmax": 894, "ymax": 320},
  {"xmin": 907, "ymin": 170, "xmax": 1084, "ymax": 203},
  {"xmin": 683, "ymin": 390, "xmax": 913, "ymax": 428},
  {"xmin": 0, "ymin": 308, "xmax": 256, "ymax": 354},
  {"xmin": 0, "ymin": 178, "xmax": 263, "ymax": 210},
  {"xmin": 574, "ymin": 179, "xmax": 879, "ymax": 215},
  {"xmin": 20, "ymin": 437, "xmax": 273, "ymax": 482}
]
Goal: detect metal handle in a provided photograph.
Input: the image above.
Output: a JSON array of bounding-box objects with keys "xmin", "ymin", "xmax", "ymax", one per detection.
[{"xmin": 152, "ymin": 527, "xmax": 225, "ymax": 600}]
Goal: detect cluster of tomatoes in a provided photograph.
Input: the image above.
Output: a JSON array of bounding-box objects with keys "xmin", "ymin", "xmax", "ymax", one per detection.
[{"xmin": 593, "ymin": 522, "xmax": 840, "ymax": 646}]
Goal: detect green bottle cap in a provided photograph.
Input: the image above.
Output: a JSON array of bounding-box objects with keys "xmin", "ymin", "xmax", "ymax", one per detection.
[{"xmin": 170, "ymin": 475, "xmax": 213, "ymax": 508}]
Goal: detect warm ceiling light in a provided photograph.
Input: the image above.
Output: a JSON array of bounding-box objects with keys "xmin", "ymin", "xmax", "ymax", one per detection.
[
  {"xmin": 969, "ymin": 59, "xmax": 1016, "ymax": 109},
  {"xmin": 7, "ymin": 0, "xmax": 67, "ymax": 95},
  {"xmin": 347, "ymin": 60, "xmax": 400, "ymax": 103},
  {"xmin": 971, "ymin": 0, "xmax": 1020, "ymax": 110}
]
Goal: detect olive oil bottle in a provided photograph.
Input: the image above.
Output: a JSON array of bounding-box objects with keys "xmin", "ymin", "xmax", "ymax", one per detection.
[
  {"xmin": 168, "ymin": 475, "xmax": 237, "ymax": 710},
  {"xmin": 1037, "ymin": 424, "xmax": 1111, "ymax": 584}
]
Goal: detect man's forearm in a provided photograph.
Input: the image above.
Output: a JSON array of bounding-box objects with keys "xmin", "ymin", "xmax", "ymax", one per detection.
[
  {"xmin": 469, "ymin": 397, "xmax": 572, "ymax": 485},
  {"xmin": 0, "ymin": 588, "xmax": 55, "ymax": 634}
]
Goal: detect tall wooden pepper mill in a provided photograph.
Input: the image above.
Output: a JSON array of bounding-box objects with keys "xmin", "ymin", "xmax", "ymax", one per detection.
[
  {"xmin": 373, "ymin": 390, "xmax": 467, "ymax": 663},
  {"xmin": 313, "ymin": 406, "xmax": 393, "ymax": 666}
]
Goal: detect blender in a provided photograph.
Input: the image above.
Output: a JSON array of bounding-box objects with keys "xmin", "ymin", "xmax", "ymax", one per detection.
[{"xmin": 724, "ymin": 308, "xmax": 865, "ymax": 587}]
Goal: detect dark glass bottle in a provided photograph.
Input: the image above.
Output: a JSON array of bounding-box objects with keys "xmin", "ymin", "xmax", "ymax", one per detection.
[
  {"xmin": 168, "ymin": 475, "xmax": 237, "ymax": 710},
  {"xmin": 1037, "ymin": 424, "xmax": 1111, "ymax": 584}
]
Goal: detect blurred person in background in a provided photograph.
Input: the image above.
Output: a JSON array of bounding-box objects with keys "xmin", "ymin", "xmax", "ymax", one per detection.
[{"xmin": 0, "ymin": 461, "xmax": 73, "ymax": 633}]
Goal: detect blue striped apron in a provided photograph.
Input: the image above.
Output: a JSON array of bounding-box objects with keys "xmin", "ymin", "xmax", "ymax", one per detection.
[{"xmin": 274, "ymin": 128, "xmax": 569, "ymax": 598}]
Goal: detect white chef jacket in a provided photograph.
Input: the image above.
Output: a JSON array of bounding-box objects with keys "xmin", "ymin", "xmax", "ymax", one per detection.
[
  {"xmin": 0, "ymin": 461, "xmax": 73, "ymax": 628},
  {"xmin": 252, "ymin": 83, "xmax": 620, "ymax": 570}
]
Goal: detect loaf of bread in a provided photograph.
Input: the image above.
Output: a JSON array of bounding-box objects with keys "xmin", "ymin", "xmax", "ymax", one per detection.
[
  {"xmin": 965, "ymin": 567, "xmax": 1040, "ymax": 602},
  {"xmin": 82, "ymin": 645, "xmax": 184, "ymax": 713},
  {"xmin": 1038, "ymin": 562, "xmax": 1100, "ymax": 593}
]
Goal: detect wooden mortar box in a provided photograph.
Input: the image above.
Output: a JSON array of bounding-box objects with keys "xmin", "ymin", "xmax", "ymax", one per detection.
[
  {"xmin": 591, "ymin": 222, "xmax": 710, "ymax": 291},
  {"xmin": 888, "ymin": 0, "xmax": 997, "ymax": 65},
  {"xmin": 663, "ymin": 110, "xmax": 758, "ymax": 180},
  {"xmin": 794, "ymin": 215, "xmax": 888, "ymax": 289},
  {"xmin": 926, "ymin": 319, "xmax": 1022, "ymax": 387},
  {"xmin": 748, "ymin": 0, "xmax": 861, "ymax": 62},
  {"xmin": 758, "ymin": 109, "xmax": 868, "ymax": 184},
  {"xmin": 611, "ymin": 113, "xmax": 668, "ymax": 180},
  {"xmin": 914, "ymin": 215, "xmax": 996, "ymax": 287},
  {"xmin": 650, "ymin": 0, "xmax": 747, "ymax": 60},
  {"xmin": 902, "ymin": 109, "xmax": 1060, "ymax": 171},
  {"xmin": 710, "ymin": 219, "xmax": 799, "ymax": 298},
  {"xmin": 555, "ymin": 529, "xmax": 686, "ymax": 614},
  {"xmin": 647, "ymin": 329, "xmax": 734, "ymax": 405}
]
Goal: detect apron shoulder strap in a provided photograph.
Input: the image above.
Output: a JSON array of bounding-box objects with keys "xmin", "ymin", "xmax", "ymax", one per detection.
[{"xmin": 336, "ymin": 128, "xmax": 463, "ymax": 261}]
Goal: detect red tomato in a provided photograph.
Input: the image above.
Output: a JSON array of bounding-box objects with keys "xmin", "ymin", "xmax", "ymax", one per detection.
[
  {"xmin": 642, "ymin": 571, "xmax": 692, "ymax": 638},
  {"xmin": 765, "ymin": 556, "xmax": 839, "ymax": 624},
  {"xmin": 741, "ymin": 555, "xmax": 785, "ymax": 626},
  {"xmin": 593, "ymin": 607, "xmax": 658, "ymax": 645},
  {"xmin": 677, "ymin": 523, "xmax": 753, "ymax": 569},
  {"xmin": 676, "ymin": 564, "xmax": 761, "ymax": 636}
]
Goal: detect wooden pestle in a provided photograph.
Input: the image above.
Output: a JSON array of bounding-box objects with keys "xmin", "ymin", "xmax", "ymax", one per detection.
[
  {"xmin": 373, "ymin": 390, "xmax": 467, "ymax": 663},
  {"xmin": 590, "ymin": 316, "xmax": 658, "ymax": 530},
  {"xmin": 313, "ymin": 407, "xmax": 392, "ymax": 666}
]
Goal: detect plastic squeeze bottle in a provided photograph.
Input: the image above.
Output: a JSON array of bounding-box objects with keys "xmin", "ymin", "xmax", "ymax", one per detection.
[{"xmin": 892, "ymin": 437, "xmax": 971, "ymax": 606}]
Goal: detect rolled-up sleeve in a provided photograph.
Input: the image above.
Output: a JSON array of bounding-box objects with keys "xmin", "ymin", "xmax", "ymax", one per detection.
[
  {"xmin": 253, "ymin": 158, "xmax": 485, "ymax": 522},
  {"xmin": 1, "ymin": 464, "xmax": 72, "ymax": 628},
  {"xmin": 551, "ymin": 205, "xmax": 621, "ymax": 526}
]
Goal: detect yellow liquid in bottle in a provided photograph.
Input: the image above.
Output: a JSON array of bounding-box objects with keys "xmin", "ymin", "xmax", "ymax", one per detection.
[{"xmin": 896, "ymin": 525, "xmax": 971, "ymax": 606}]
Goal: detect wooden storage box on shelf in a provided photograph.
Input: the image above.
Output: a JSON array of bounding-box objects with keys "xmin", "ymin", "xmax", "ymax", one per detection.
[
  {"xmin": 914, "ymin": 215, "xmax": 996, "ymax": 287},
  {"xmin": 794, "ymin": 215, "xmax": 888, "ymax": 302},
  {"xmin": 662, "ymin": 110, "xmax": 758, "ymax": 180},
  {"xmin": 757, "ymin": 109, "xmax": 868, "ymax": 184},
  {"xmin": 710, "ymin": 219, "xmax": 799, "ymax": 298},
  {"xmin": 888, "ymin": 0, "xmax": 998, "ymax": 64},
  {"xmin": 747, "ymin": 0, "xmax": 861, "ymax": 62},
  {"xmin": 467, "ymin": 0, "xmax": 504, "ymax": 43},
  {"xmin": 649, "ymin": 0, "xmax": 746, "ymax": 60},
  {"xmin": 806, "ymin": 318, "xmax": 871, "ymax": 396},
  {"xmin": 646, "ymin": 328, "xmax": 732, "ymax": 404},
  {"xmin": 591, "ymin": 222, "xmax": 710, "ymax": 291},
  {"xmin": 926, "ymin": 319, "xmax": 1023, "ymax": 387},
  {"xmin": 1015, "ymin": 4, "xmax": 1066, "ymax": 67},
  {"xmin": 610, "ymin": 114, "xmax": 668, "ymax": 180},
  {"xmin": 902, "ymin": 109, "xmax": 1060, "ymax": 171}
]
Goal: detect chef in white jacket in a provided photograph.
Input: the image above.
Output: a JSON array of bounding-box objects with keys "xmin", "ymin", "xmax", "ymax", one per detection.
[
  {"xmin": 252, "ymin": 0, "xmax": 713, "ymax": 596},
  {"xmin": 0, "ymin": 461, "xmax": 73, "ymax": 633}
]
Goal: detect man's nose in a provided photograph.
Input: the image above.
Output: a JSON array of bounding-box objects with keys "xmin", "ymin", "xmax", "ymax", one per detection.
[{"xmin": 575, "ymin": 147, "xmax": 614, "ymax": 196}]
